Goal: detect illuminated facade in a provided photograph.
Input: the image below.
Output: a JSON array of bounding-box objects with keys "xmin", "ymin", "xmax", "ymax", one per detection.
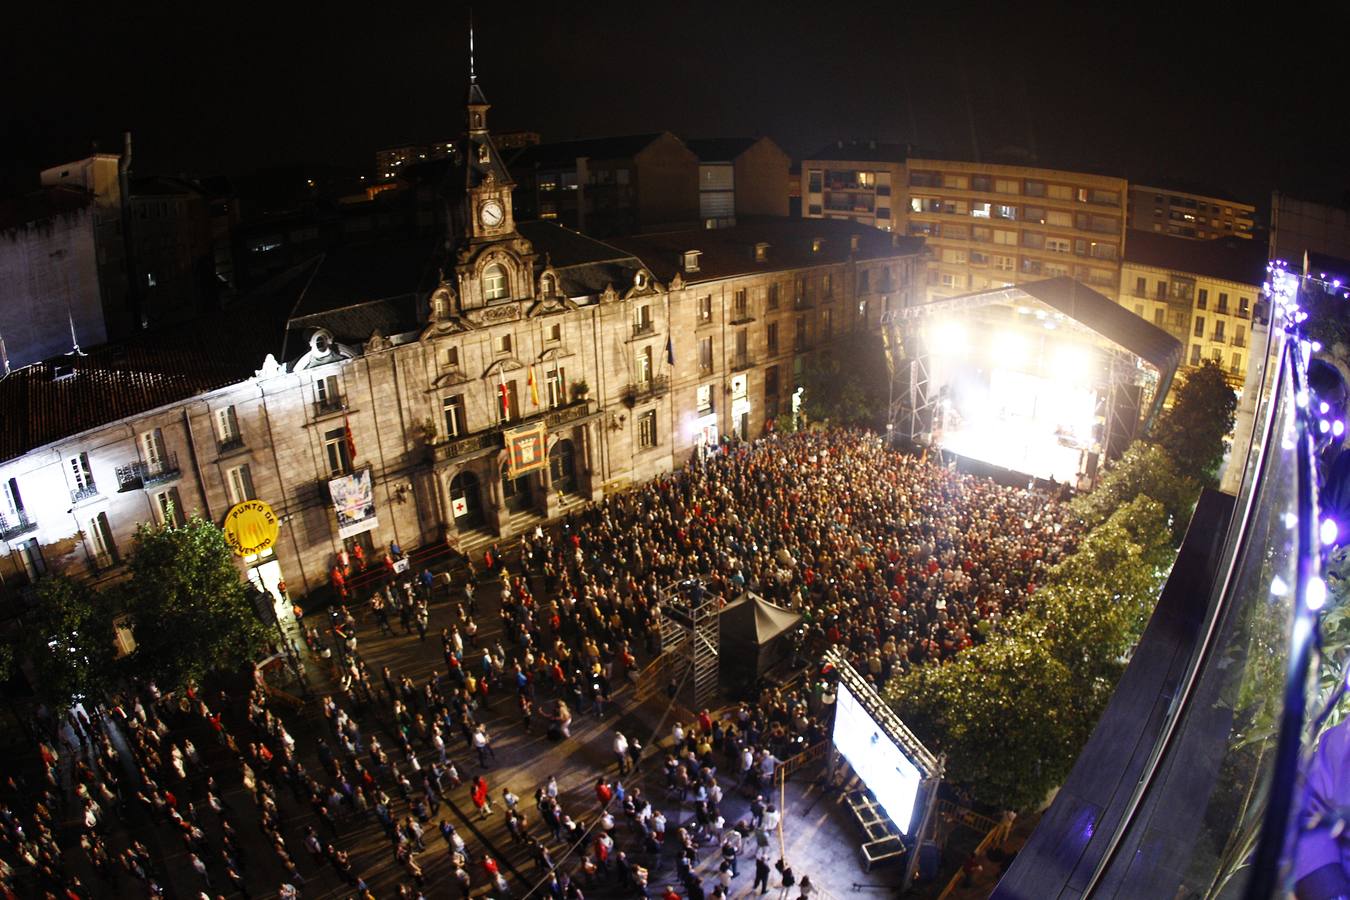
[
  {"xmin": 904, "ymin": 159, "xmax": 1127, "ymax": 303},
  {"xmin": 800, "ymin": 141, "xmax": 908, "ymax": 233},
  {"xmin": 1118, "ymin": 231, "xmax": 1267, "ymax": 386},
  {"xmin": 1127, "ymin": 184, "xmax": 1256, "ymax": 240},
  {"xmin": 0, "ymin": 81, "xmax": 922, "ymax": 602}
]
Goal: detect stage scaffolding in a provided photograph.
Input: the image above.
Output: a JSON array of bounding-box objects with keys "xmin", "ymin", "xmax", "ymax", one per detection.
[{"xmin": 657, "ymin": 580, "xmax": 722, "ymax": 712}]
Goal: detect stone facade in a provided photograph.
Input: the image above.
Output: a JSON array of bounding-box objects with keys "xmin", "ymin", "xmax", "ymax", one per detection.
[{"xmin": 0, "ymin": 83, "xmax": 924, "ymax": 604}]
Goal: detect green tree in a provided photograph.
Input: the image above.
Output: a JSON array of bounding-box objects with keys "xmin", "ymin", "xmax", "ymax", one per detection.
[
  {"xmin": 1068, "ymin": 441, "xmax": 1201, "ymax": 542},
  {"xmin": 798, "ymin": 331, "xmax": 889, "ymax": 427},
  {"xmin": 1151, "ymin": 360, "xmax": 1238, "ymax": 486},
  {"xmin": 19, "ymin": 575, "xmax": 120, "ymax": 714},
  {"xmin": 123, "ymin": 515, "xmax": 269, "ymax": 691},
  {"xmin": 887, "ymin": 496, "xmax": 1174, "ymax": 810}
]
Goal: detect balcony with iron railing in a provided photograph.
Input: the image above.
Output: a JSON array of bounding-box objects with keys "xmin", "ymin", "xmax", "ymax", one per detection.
[
  {"xmin": 217, "ymin": 435, "xmax": 246, "ymax": 455},
  {"xmin": 0, "ymin": 510, "xmax": 38, "ymax": 541},
  {"xmin": 621, "ymin": 374, "xmax": 670, "ymax": 407},
  {"xmin": 432, "ymin": 400, "xmax": 595, "ymax": 464},
  {"xmin": 631, "ymin": 321, "xmax": 655, "ymax": 338},
  {"xmin": 70, "ymin": 483, "xmax": 100, "ymax": 505},
  {"xmin": 731, "ymin": 354, "xmax": 756, "ymax": 372},
  {"xmin": 116, "ymin": 451, "xmax": 181, "ymax": 491},
  {"xmin": 313, "ymin": 394, "xmax": 348, "ymax": 420}
]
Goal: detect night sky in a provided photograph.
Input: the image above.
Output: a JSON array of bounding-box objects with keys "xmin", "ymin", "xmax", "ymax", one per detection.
[{"xmin": 5, "ymin": 1, "xmax": 1347, "ymax": 211}]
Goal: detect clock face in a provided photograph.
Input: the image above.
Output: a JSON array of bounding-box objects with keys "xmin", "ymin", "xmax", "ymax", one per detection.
[{"xmin": 480, "ymin": 200, "xmax": 504, "ymax": 228}]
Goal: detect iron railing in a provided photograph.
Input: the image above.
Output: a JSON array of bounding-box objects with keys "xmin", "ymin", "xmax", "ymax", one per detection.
[{"xmin": 0, "ymin": 510, "xmax": 38, "ymax": 541}]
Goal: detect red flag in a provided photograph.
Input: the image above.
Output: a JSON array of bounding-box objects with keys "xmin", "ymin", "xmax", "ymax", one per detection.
[
  {"xmin": 343, "ymin": 414, "xmax": 357, "ymax": 462},
  {"xmin": 499, "ymin": 381, "xmax": 510, "ymax": 418}
]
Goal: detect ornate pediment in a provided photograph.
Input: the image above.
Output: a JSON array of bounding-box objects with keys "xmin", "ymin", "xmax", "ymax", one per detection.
[
  {"xmin": 527, "ymin": 295, "xmax": 577, "ymax": 317},
  {"xmin": 463, "ymin": 302, "xmax": 523, "ymax": 327},
  {"xmin": 418, "ymin": 318, "xmax": 474, "ymax": 342},
  {"xmin": 483, "ymin": 357, "xmax": 527, "ymax": 378},
  {"xmin": 294, "ymin": 328, "xmax": 357, "ymax": 370},
  {"xmin": 432, "ymin": 369, "xmax": 473, "ymax": 389}
]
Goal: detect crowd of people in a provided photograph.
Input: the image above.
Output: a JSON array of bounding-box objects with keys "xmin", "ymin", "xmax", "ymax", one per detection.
[{"xmin": 0, "ymin": 428, "xmax": 1079, "ymax": 898}]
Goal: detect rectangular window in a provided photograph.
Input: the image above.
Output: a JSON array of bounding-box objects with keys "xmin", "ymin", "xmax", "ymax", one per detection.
[
  {"xmin": 70, "ymin": 452, "xmax": 95, "ymax": 497},
  {"xmin": 441, "ymin": 345, "xmax": 460, "ymax": 368},
  {"xmin": 767, "ymin": 322, "xmax": 779, "ymax": 355},
  {"xmin": 637, "ymin": 346, "xmax": 653, "ymax": 383},
  {"xmin": 1239, "ymin": 296, "xmax": 1251, "ymax": 317},
  {"xmin": 497, "ymin": 333, "xmax": 513, "ymax": 354},
  {"xmin": 1046, "ymin": 210, "xmax": 1073, "ymax": 228},
  {"xmin": 1048, "ymin": 184, "xmax": 1073, "ymax": 200},
  {"xmin": 795, "ymin": 316, "xmax": 807, "ymax": 351},
  {"xmin": 1197, "ymin": 288, "xmax": 1208, "ymax": 309},
  {"xmin": 1217, "ymin": 292, "xmax": 1230, "ymax": 314},
  {"xmin": 807, "ymin": 170, "xmax": 822, "ymax": 193},
  {"xmin": 764, "ymin": 365, "xmax": 780, "ymax": 398},
  {"xmin": 1089, "ymin": 242, "xmax": 1117, "ymax": 260},
  {"xmin": 155, "ymin": 487, "xmax": 185, "ymax": 526},
  {"xmin": 942, "ymin": 174, "xmax": 968, "ymax": 189},
  {"xmin": 971, "ymin": 175, "xmax": 992, "ymax": 192},
  {"xmin": 1213, "ymin": 320, "xmax": 1226, "ymax": 343},
  {"xmin": 858, "ymin": 270, "xmax": 870, "ymax": 293},
  {"xmin": 1024, "ymin": 180, "xmax": 1047, "ymax": 197},
  {"xmin": 315, "ymin": 374, "xmax": 341, "ymax": 412},
  {"xmin": 141, "ymin": 428, "xmax": 167, "ymax": 470},
  {"xmin": 822, "ymin": 273, "xmax": 833, "ymax": 296},
  {"xmin": 1191, "ymin": 344, "xmax": 1202, "ymax": 365},
  {"xmin": 698, "ymin": 295, "xmax": 713, "ymax": 324},
  {"xmin": 699, "ymin": 337, "xmax": 714, "ymax": 374},
  {"xmin": 971, "ymin": 201, "xmax": 992, "ymax": 218},
  {"xmin": 1154, "ymin": 308, "xmax": 1165, "ymax": 326},
  {"xmin": 993, "ymin": 230, "xmax": 1017, "ymax": 246},
  {"xmin": 443, "ymin": 394, "xmax": 465, "ymax": 437},
  {"xmin": 1135, "ymin": 277, "xmax": 1147, "ymax": 297},
  {"xmin": 733, "ymin": 290, "xmax": 748, "ymax": 320},
  {"xmin": 324, "ymin": 428, "xmax": 352, "ymax": 476},
  {"xmin": 215, "ymin": 406, "xmax": 241, "ymax": 446},
  {"xmin": 995, "ymin": 178, "xmax": 1020, "ymax": 194},
  {"xmin": 993, "ymin": 204, "xmax": 1017, "ymax": 220},
  {"xmin": 993, "ymin": 255, "xmax": 1015, "ymax": 272},
  {"xmin": 697, "ymin": 384, "xmax": 714, "ymax": 415},
  {"xmin": 1231, "ymin": 352, "xmax": 1242, "ymax": 375},
  {"xmin": 547, "ymin": 323, "xmax": 561, "ymax": 343},
  {"xmin": 495, "ymin": 380, "xmax": 519, "ymax": 423},
  {"xmin": 638, "ymin": 410, "xmax": 657, "ymax": 449},
  {"xmin": 941, "ymin": 248, "xmax": 969, "ymax": 264},
  {"xmin": 1022, "ymin": 232, "xmax": 1045, "ymax": 249},
  {"xmin": 767, "ymin": 284, "xmax": 780, "ymax": 309},
  {"xmin": 90, "ymin": 512, "xmax": 117, "ymax": 569},
  {"xmin": 226, "ymin": 464, "xmax": 255, "ymax": 506},
  {"xmin": 1045, "ymin": 237, "xmax": 1071, "ymax": 254},
  {"xmin": 1194, "ymin": 316, "xmax": 1206, "ymax": 338}
]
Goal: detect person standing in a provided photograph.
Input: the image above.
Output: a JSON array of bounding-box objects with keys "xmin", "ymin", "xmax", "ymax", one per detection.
[
  {"xmin": 613, "ymin": 732, "xmax": 630, "ymax": 775},
  {"xmin": 753, "ymin": 855, "xmax": 772, "ymax": 896}
]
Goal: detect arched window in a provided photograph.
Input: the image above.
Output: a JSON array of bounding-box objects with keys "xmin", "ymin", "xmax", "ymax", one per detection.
[
  {"xmin": 484, "ymin": 264, "xmax": 508, "ymax": 301},
  {"xmin": 541, "ymin": 273, "xmax": 555, "ymax": 295}
]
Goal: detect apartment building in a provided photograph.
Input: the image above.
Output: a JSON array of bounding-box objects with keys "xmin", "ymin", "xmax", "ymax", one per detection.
[
  {"xmin": 1127, "ymin": 184, "xmax": 1256, "ymax": 240},
  {"xmin": 800, "ymin": 141, "xmax": 908, "ymax": 232},
  {"xmin": 905, "ymin": 159, "xmax": 1127, "ymax": 302},
  {"xmin": 1119, "ymin": 231, "xmax": 1267, "ymax": 385}
]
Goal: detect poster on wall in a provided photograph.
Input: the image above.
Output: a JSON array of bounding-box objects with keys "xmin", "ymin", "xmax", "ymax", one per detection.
[
  {"xmin": 504, "ymin": 421, "xmax": 548, "ymax": 478},
  {"xmin": 329, "ymin": 467, "xmax": 378, "ymax": 539}
]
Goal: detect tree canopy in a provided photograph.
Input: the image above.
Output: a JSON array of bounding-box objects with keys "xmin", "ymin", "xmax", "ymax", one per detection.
[
  {"xmin": 797, "ymin": 330, "xmax": 890, "ymax": 428},
  {"xmin": 122, "ymin": 515, "xmax": 269, "ymax": 691},
  {"xmin": 1151, "ymin": 360, "xmax": 1238, "ymax": 486},
  {"xmin": 1068, "ymin": 441, "xmax": 1200, "ymax": 543},
  {"xmin": 886, "ymin": 496, "xmax": 1175, "ymax": 810},
  {"xmin": 20, "ymin": 575, "xmax": 121, "ymax": 714}
]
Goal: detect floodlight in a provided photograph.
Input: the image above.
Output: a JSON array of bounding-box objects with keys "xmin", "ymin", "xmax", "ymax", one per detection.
[
  {"xmin": 991, "ymin": 330, "xmax": 1029, "ymax": 368},
  {"xmin": 1052, "ymin": 345, "xmax": 1093, "ymax": 382},
  {"xmin": 929, "ymin": 320, "xmax": 968, "ymax": 357}
]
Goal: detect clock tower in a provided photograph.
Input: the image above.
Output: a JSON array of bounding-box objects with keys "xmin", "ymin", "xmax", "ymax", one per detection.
[{"xmin": 462, "ymin": 70, "xmax": 516, "ymax": 243}]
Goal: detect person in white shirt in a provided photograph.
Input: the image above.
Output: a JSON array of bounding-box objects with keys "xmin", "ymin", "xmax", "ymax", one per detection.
[
  {"xmin": 614, "ymin": 732, "xmax": 630, "ymax": 774},
  {"xmin": 761, "ymin": 804, "xmax": 781, "ymax": 833}
]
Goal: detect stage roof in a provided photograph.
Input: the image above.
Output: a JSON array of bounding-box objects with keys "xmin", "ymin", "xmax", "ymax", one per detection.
[
  {"xmin": 719, "ymin": 592, "xmax": 801, "ymax": 645},
  {"xmin": 896, "ymin": 277, "xmax": 1184, "ymax": 427}
]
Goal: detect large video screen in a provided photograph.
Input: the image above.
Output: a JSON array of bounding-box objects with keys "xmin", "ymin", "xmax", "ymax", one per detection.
[{"xmin": 833, "ymin": 682, "xmax": 923, "ymax": 834}]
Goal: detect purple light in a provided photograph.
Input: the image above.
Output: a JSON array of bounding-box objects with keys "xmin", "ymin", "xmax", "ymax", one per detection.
[
  {"xmin": 1322, "ymin": 518, "xmax": 1340, "ymax": 547},
  {"xmin": 1335, "ymin": 420, "xmax": 1346, "ymax": 438}
]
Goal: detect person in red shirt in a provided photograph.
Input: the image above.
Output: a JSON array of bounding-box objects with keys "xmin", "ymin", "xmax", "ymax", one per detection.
[
  {"xmin": 595, "ymin": 777, "xmax": 612, "ymax": 806},
  {"xmin": 663, "ymin": 886, "xmax": 681, "ymax": 900}
]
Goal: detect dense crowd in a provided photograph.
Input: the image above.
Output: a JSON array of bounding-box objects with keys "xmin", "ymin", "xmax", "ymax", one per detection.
[{"xmin": 0, "ymin": 428, "xmax": 1078, "ymax": 899}]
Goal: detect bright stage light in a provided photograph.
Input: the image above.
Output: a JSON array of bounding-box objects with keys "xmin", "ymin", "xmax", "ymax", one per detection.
[
  {"xmin": 991, "ymin": 329, "xmax": 1029, "ymax": 367},
  {"xmin": 929, "ymin": 320, "xmax": 968, "ymax": 357},
  {"xmin": 1052, "ymin": 345, "xmax": 1094, "ymax": 382}
]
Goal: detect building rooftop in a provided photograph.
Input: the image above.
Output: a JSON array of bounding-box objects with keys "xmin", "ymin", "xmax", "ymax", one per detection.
[
  {"xmin": 0, "ymin": 261, "xmax": 316, "ymax": 463},
  {"xmin": 505, "ymin": 134, "xmax": 669, "ymax": 169},
  {"xmin": 517, "ymin": 220, "xmax": 645, "ymax": 297},
  {"xmin": 608, "ymin": 217, "xmax": 924, "ymax": 284},
  {"xmin": 1131, "ymin": 180, "xmax": 1254, "ymax": 207},
  {"xmin": 684, "ymin": 138, "xmax": 760, "ymax": 162},
  {"xmin": 0, "ymin": 185, "xmax": 92, "ymax": 233},
  {"xmin": 1124, "ymin": 231, "xmax": 1268, "ymax": 286}
]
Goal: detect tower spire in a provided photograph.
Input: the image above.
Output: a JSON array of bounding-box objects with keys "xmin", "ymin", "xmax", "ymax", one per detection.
[{"xmin": 468, "ymin": 10, "xmax": 476, "ymax": 84}]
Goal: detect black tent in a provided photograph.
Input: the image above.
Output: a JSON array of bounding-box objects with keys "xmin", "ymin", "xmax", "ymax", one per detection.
[{"xmin": 718, "ymin": 592, "xmax": 802, "ymax": 695}]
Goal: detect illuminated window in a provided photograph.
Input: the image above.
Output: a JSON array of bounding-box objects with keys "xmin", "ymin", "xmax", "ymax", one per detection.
[
  {"xmin": 638, "ymin": 410, "xmax": 657, "ymax": 448},
  {"xmin": 484, "ymin": 264, "xmax": 508, "ymax": 301}
]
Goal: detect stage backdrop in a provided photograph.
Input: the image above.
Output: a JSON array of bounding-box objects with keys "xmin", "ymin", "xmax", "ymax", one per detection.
[{"xmin": 329, "ymin": 467, "xmax": 378, "ymax": 539}]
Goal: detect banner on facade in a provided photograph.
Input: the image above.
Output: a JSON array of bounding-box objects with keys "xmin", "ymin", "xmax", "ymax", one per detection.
[
  {"xmin": 223, "ymin": 499, "xmax": 280, "ymax": 557},
  {"xmin": 504, "ymin": 421, "xmax": 548, "ymax": 478},
  {"xmin": 329, "ymin": 468, "xmax": 378, "ymax": 539}
]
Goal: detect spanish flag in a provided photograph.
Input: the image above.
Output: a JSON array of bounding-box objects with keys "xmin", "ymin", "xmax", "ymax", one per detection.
[{"xmin": 527, "ymin": 365, "xmax": 540, "ymax": 406}]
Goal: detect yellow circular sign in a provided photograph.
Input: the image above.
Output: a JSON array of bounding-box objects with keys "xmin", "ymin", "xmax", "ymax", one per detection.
[{"xmin": 223, "ymin": 500, "xmax": 280, "ymax": 557}]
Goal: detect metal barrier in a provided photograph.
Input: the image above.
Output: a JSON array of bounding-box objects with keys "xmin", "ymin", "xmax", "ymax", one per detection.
[
  {"xmin": 774, "ymin": 740, "xmax": 830, "ymax": 786},
  {"xmin": 935, "ymin": 814, "xmax": 1013, "ymax": 900}
]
